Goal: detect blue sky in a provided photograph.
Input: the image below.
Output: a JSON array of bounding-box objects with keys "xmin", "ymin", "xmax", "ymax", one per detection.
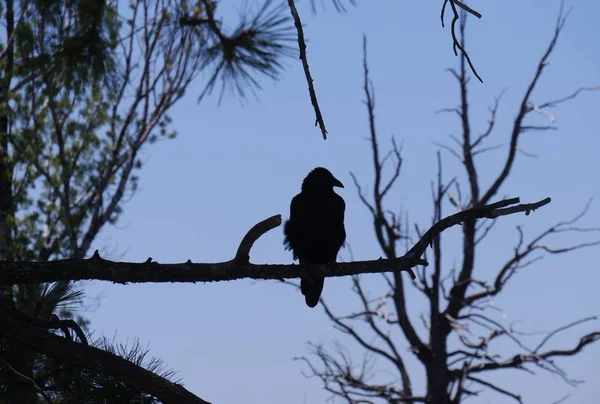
[{"xmin": 83, "ymin": 0, "xmax": 599, "ymax": 402}]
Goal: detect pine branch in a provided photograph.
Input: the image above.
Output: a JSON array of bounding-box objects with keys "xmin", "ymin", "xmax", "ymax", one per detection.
[{"xmin": 0, "ymin": 302, "xmax": 208, "ymax": 404}]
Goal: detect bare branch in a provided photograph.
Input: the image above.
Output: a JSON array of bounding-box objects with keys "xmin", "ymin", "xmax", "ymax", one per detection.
[
  {"xmin": 480, "ymin": 6, "xmax": 570, "ymax": 205},
  {"xmin": 472, "ymin": 88, "xmax": 508, "ymax": 149},
  {"xmin": 449, "ymin": 0, "xmax": 482, "ymax": 19},
  {"xmin": 352, "ymin": 276, "xmax": 413, "ymax": 394},
  {"xmin": 466, "ymin": 376, "xmax": 522, "ymax": 403},
  {"xmin": 466, "ymin": 200, "xmax": 600, "ymax": 305},
  {"xmin": 350, "ymin": 172, "xmax": 377, "ymax": 216},
  {"xmin": 519, "ymin": 125, "xmax": 557, "ymax": 133},
  {"xmin": 433, "ymin": 140, "xmax": 462, "ymax": 162},
  {"xmin": 441, "ymin": 2, "xmax": 483, "ymax": 82},
  {"xmin": 406, "ymin": 197, "xmax": 550, "ymax": 261},
  {"xmin": 550, "ymin": 394, "xmax": 572, "ymax": 404},
  {"xmin": 297, "ymin": 341, "xmax": 427, "ymax": 403},
  {"xmin": 535, "ymin": 86, "xmax": 600, "ymax": 110},
  {"xmin": 465, "ymin": 331, "xmax": 600, "ymax": 376},
  {"xmin": 287, "ymin": 0, "xmax": 328, "ymax": 139},
  {"xmin": 235, "ymin": 215, "xmax": 282, "ymax": 263},
  {"xmin": 533, "ymin": 316, "xmax": 597, "ymax": 353}
]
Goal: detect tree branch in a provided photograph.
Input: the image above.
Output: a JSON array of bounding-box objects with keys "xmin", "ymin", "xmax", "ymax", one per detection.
[
  {"xmin": 297, "ymin": 341, "xmax": 427, "ymax": 403},
  {"xmin": 465, "ymin": 331, "xmax": 600, "ymax": 375},
  {"xmin": 235, "ymin": 215, "xmax": 282, "ymax": 263},
  {"xmin": 0, "ymin": 302, "xmax": 209, "ymax": 404},
  {"xmin": 0, "ymin": 196, "xmax": 550, "ymax": 287},
  {"xmin": 287, "ymin": 0, "xmax": 328, "ymax": 139},
  {"xmin": 466, "ymin": 376, "xmax": 522, "ymax": 403},
  {"xmin": 0, "ymin": 354, "xmax": 53, "ymax": 404},
  {"xmin": 407, "ymin": 197, "xmax": 550, "ymax": 261},
  {"xmin": 441, "ymin": 1, "xmax": 483, "ymax": 82},
  {"xmin": 480, "ymin": 5, "xmax": 569, "ymax": 205},
  {"xmin": 465, "ymin": 200, "xmax": 600, "ymax": 306}
]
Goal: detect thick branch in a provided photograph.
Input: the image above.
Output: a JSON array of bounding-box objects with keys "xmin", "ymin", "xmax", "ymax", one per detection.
[
  {"xmin": 0, "ymin": 198, "xmax": 550, "ymax": 286},
  {"xmin": 407, "ymin": 197, "xmax": 550, "ymax": 260},
  {"xmin": 0, "ymin": 251, "xmax": 423, "ymax": 285},
  {"xmin": 0, "ymin": 303, "xmax": 209, "ymax": 404}
]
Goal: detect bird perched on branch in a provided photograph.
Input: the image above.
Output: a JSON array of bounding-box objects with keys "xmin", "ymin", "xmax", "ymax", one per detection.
[{"xmin": 284, "ymin": 167, "xmax": 346, "ymax": 308}]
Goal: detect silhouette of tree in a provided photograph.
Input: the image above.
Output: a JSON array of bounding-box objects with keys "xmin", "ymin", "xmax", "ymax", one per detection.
[{"xmin": 297, "ymin": 10, "xmax": 600, "ymax": 404}]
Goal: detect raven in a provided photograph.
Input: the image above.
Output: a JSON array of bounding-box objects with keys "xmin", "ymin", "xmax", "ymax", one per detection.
[{"xmin": 284, "ymin": 167, "xmax": 346, "ymax": 308}]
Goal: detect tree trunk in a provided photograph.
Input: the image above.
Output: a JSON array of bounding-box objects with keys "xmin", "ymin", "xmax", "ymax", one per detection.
[
  {"xmin": 426, "ymin": 360, "xmax": 450, "ymax": 404},
  {"xmin": 0, "ymin": 0, "xmax": 14, "ymax": 263}
]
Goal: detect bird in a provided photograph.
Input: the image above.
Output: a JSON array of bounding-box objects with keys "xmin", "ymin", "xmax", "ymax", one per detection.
[{"xmin": 283, "ymin": 167, "xmax": 346, "ymax": 308}]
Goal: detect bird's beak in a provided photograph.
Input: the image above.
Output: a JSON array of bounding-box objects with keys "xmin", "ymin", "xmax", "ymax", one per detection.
[{"xmin": 333, "ymin": 177, "xmax": 344, "ymax": 188}]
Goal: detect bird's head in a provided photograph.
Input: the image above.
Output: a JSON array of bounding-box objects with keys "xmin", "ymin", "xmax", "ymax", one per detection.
[{"xmin": 302, "ymin": 167, "xmax": 344, "ymax": 191}]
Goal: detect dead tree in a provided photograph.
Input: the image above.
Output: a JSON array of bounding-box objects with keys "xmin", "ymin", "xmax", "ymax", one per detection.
[{"xmin": 297, "ymin": 10, "xmax": 600, "ymax": 404}]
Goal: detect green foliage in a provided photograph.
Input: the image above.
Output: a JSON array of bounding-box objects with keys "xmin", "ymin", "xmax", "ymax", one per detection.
[
  {"xmin": 0, "ymin": 279, "xmax": 88, "ymax": 403},
  {"xmin": 180, "ymin": 0, "xmax": 296, "ymax": 102},
  {"xmin": 53, "ymin": 336, "xmax": 177, "ymax": 404},
  {"xmin": 13, "ymin": 0, "xmax": 120, "ymax": 92}
]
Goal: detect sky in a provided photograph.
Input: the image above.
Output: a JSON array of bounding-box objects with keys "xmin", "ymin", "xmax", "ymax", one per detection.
[{"xmin": 82, "ymin": 0, "xmax": 599, "ymax": 403}]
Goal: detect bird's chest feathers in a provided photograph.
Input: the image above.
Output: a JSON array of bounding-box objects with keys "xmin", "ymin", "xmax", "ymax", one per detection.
[
  {"xmin": 294, "ymin": 193, "xmax": 344, "ymax": 234},
  {"xmin": 300, "ymin": 194, "xmax": 339, "ymax": 217}
]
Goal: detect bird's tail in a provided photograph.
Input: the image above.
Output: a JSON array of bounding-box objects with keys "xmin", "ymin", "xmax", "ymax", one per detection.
[{"xmin": 300, "ymin": 276, "xmax": 324, "ymax": 308}]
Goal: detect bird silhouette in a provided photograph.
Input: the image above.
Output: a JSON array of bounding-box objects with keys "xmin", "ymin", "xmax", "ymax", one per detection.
[{"xmin": 284, "ymin": 167, "xmax": 346, "ymax": 307}]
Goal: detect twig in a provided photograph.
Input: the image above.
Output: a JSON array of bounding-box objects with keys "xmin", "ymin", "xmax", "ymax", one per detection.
[
  {"xmin": 550, "ymin": 394, "xmax": 572, "ymax": 404},
  {"xmin": 451, "ymin": 1, "xmax": 482, "ymax": 19},
  {"xmin": 480, "ymin": 4, "xmax": 571, "ymax": 204},
  {"xmin": 536, "ymin": 86, "xmax": 600, "ymax": 110},
  {"xmin": 465, "ymin": 331, "xmax": 600, "ymax": 377},
  {"xmin": 287, "ymin": 0, "xmax": 328, "ymax": 139},
  {"xmin": 466, "ymin": 376, "xmax": 522, "ymax": 403},
  {"xmin": 441, "ymin": 1, "xmax": 483, "ymax": 82},
  {"xmin": 534, "ymin": 316, "xmax": 597, "ymax": 353}
]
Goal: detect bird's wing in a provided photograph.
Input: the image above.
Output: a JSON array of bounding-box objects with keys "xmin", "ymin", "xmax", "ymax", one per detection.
[
  {"xmin": 283, "ymin": 193, "xmax": 304, "ymax": 257},
  {"xmin": 333, "ymin": 193, "xmax": 346, "ymax": 223},
  {"xmin": 332, "ymin": 193, "xmax": 347, "ymax": 252}
]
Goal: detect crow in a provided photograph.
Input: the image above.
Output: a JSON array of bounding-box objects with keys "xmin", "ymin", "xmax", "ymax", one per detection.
[{"xmin": 284, "ymin": 167, "xmax": 346, "ymax": 308}]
